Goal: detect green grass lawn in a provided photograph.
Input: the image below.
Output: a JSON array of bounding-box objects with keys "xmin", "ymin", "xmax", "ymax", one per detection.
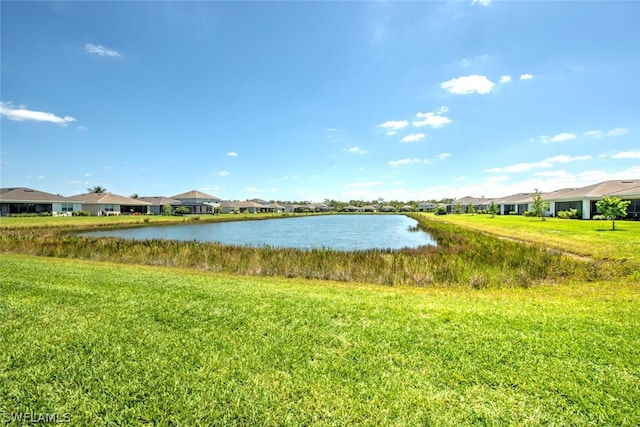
[
  {"xmin": 422, "ymin": 213, "xmax": 640, "ymax": 264},
  {"xmin": 1, "ymin": 254, "xmax": 639, "ymax": 425}
]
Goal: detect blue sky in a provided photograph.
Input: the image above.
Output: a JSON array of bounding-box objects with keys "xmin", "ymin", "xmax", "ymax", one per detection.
[{"xmin": 1, "ymin": 1, "xmax": 639, "ymax": 202}]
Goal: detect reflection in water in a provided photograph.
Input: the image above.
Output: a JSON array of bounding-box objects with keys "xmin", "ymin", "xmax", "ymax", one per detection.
[{"xmin": 82, "ymin": 215, "xmax": 437, "ymax": 251}]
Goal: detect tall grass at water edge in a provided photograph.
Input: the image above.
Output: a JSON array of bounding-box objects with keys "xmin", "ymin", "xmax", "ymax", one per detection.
[{"xmin": 0, "ymin": 214, "xmax": 621, "ymax": 287}]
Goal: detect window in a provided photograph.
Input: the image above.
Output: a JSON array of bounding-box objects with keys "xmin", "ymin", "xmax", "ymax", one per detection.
[{"xmin": 61, "ymin": 203, "xmax": 74, "ymax": 212}]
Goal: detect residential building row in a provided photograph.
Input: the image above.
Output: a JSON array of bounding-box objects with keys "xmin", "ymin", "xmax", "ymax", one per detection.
[
  {"xmin": 417, "ymin": 179, "xmax": 640, "ymax": 220},
  {"xmin": 1, "ymin": 179, "xmax": 639, "ymax": 219}
]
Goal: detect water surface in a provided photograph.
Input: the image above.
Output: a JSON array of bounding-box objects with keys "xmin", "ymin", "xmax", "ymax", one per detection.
[{"xmin": 82, "ymin": 214, "xmax": 437, "ymax": 251}]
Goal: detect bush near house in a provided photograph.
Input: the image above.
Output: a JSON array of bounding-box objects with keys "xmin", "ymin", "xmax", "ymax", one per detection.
[
  {"xmin": 434, "ymin": 206, "xmax": 447, "ymax": 215},
  {"xmin": 72, "ymin": 210, "xmax": 91, "ymax": 217},
  {"xmin": 557, "ymin": 209, "xmax": 581, "ymax": 219},
  {"xmin": 174, "ymin": 206, "xmax": 190, "ymax": 216}
]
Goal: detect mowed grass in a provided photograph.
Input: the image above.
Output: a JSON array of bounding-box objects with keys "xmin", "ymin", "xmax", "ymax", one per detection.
[
  {"xmin": 1, "ymin": 254, "xmax": 639, "ymax": 425},
  {"xmin": 423, "ymin": 213, "xmax": 640, "ymax": 264}
]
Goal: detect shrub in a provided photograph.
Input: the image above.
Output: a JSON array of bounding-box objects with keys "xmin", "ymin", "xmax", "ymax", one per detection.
[
  {"xmin": 557, "ymin": 209, "xmax": 581, "ymax": 219},
  {"xmin": 592, "ymin": 215, "xmax": 606, "ymax": 220},
  {"xmin": 174, "ymin": 206, "xmax": 190, "ymax": 216},
  {"xmin": 72, "ymin": 210, "xmax": 91, "ymax": 217},
  {"xmin": 509, "ymin": 211, "xmax": 517, "ymax": 215},
  {"xmin": 434, "ymin": 206, "xmax": 447, "ymax": 216},
  {"xmin": 523, "ymin": 211, "xmax": 534, "ymax": 217}
]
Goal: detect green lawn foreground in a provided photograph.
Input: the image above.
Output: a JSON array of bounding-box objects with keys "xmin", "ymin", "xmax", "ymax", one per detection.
[
  {"xmin": 1, "ymin": 254, "xmax": 639, "ymax": 425},
  {"xmin": 423, "ymin": 213, "xmax": 640, "ymax": 265}
]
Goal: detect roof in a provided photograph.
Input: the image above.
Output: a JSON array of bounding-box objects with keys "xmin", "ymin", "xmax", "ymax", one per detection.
[
  {"xmin": 455, "ymin": 196, "xmax": 494, "ymax": 205},
  {"xmin": 138, "ymin": 197, "xmax": 181, "ymax": 205},
  {"xmin": 72, "ymin": 192, "xmax": 150, "ymax": 205},
  {"xmin": 546, "ymin": 180, "xmax": 640, "ymax": 201},
  {"xmin": 171, "ymin": 190, "xmax": 220, "ymax": 201},
  {"xmin": 0, "ymin": 187, "xmax": 80, "ymax": 203},
  {"xmin": 495, "ymin": 193, "xmax": 534, "ymax": 204}
]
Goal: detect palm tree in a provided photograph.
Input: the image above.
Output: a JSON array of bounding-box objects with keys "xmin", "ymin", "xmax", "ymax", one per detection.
[
  {"xmin": 87, "ymin": 185, "xmax": 107, "ymax": 194},
  {"xmin": 130, "ymin": 193, "xmax": 139, "ymax": 199}
]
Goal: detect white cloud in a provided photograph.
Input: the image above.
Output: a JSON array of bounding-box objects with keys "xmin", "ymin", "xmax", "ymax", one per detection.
[
  {"xmin": 485, "ymin": 161, "xmax": 552, "ymax": 173},
  {"xmin": 541, "ymin": 132, "xmax": 576, "ymax": 143},
  {"xmin": 413, "ymin": 107, "xmax": 452, "ymax": 128},
  {"xmin": 472, "ymin": 0, "xmax": 491, "ymax": 6},
  {"xmin": 606, "ymin": 128, "xmax": 629, "ymax": 137},
  {"xmin": 583, "ymin": 128, "xmax": 629, "ymax": 138},
  {"xmin": 401, "ymin": 133, "xmax": 425, "ymax": 143},
  {"xmin": 519, "ymin": 73, "xmax": 534, "ymax": 80},
  {"xmin": 348, "ymin": 146, "xmax": 367, "ymax": 154},
  {"xmin": 611, "ymin": 150, "xmax": 640, "ymax": 159},
  {"xmin": 385, "ymin": 131, "xmax": 397, "ymax": 136},
  {"xmin": 345, "ymin": 181, "xmax": 383, "ymax": 188},
  {"xmin": 388, "ymin": 153, "xmax": 450, "ymax": 167},
  {"xmin": 544, "ymin": 154, "xmax": 591, "ymax": 163},
  {"xmin": 85, "ymin": 43, "xmax": 120, "ymax": 57},
  {"xmin": 388, "ymin": 158, "xmax": 421, "ymax": 167},
  {"xmin": 379, "ymin": 120, "xmax": 409, "ymax": 131},
  {"xmin": 584, "ymin": 130, "xmax": 602, "ymax": 137},
  {"xmin": 216, "ymin": 171, "xmax": 231, "ymax": 176},
  {"xmin": 534, "ymin": 170, "xmax": 568, "ymax": 177},
  {"xmin": 226, "ymin": 152, "xmax": 238, "ymax": 157},
  {"xmin": 0, "ymin": 102, "xmax": 77, "ymax": 126},
  {"xmin": 440, "ymin": 75, "xmax": 495, "ymax": 95},
  {"xmin": 486, "ymin": 153, "xmax": 591, "ymax": 173},
  {"xmin": 499, "ymin": 75, "xmax": 512, "ymax": 83}
]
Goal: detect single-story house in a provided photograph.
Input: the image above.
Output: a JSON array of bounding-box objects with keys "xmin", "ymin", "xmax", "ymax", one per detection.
[
  {"xmin": 72, "ymin": 192, "xmax": 150, "ymax": 215},
  {"xmin": 361, "ymin": 205, "xmax": 378, "ymax": 212},
  {"xmin": 459, "ymin": 179, "xmax": 640, "ymax": 219},
  {"xmin": 341, "ymin": 205, "xmax": 361, "ymax": 212},
  {"xmin": 418, "ymin": 202, "xmax": 436, "ymax": 212},
  {"xmin": 448, "ymin": 196, "xmax": 495, "ymax": 214},
  {"xmin": 543, "ymin": 180, "xmax": 640, "ymax": 219},
  {"xmin": 494, "ymin": 193, "xmax": 534, "ymax": 216},
  {"xmin": 0, "ymin": 187, "xmax": 82, "ymax": 216},
  {"xmin": 400, "ymin": 205, "xmax": 415, "ymax": 212},
  {"xmin": 171, "ymin": 190, "xmax": 221, "ymax": 214},
  {"xmin": 138, "ymin": 197, "xmax": 182, "ymax": 215},
  {"xmin": 380, "ymin": 205, "xmax": 397, "ymax": 212}
]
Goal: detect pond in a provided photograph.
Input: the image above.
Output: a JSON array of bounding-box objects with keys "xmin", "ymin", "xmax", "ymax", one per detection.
[{"xmin": 82, "ymin": 214, "xmax": 437, "ymax": 251}]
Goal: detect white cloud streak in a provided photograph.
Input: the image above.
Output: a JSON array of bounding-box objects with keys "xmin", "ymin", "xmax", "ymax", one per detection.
[
  {"xmin": 85, "ymin": 43, "xmax": 121, "ymax": 57},
  {"xmin": 379, "ymin": 120, "xmax": 409, "ymax": 131},
  {"xmin": 388, "ymin": 153, "xmax": 450, "ymax": 167},
  {"xmin": 348, "ymin": 146, "xmax": 367, "ymax": 154},
  {"xmin": 485, "ymin": 154, "xmax": 591, "ymax": 173},
  {"xmin": 519, "ymin": 73, "xmax": 534, "ymax": 80},
  {"xmin": 440, "ymin": 75, "xmax": 495, "ymax": 95},
  {"xmin": 401, "ymin": 133, "xmax": 425, "ymax": 143},
  {"xmin": 226, "ymin": 152, "xmax": 238, "ymax": 157},
  {"xmin": 412, "ymin": 107, "xmax": 452, "ymax": 128},
  {"xmin": 0, "ymin": 102, "xmax": 77, "ymax": 126},
  {"xmin": 540, "ymin": 132, "xmax": 576, "ymax": 143},
  {"xmin": 345, "ymin": 181, "xmax": 383, "ymax": 188},
  {"xmin": 499, "ymin": 75, "xmax": 512, "ymax": 83},
  {"xmin": 611, "ymin": 150, "xmax": 640, "ymax": 159}
]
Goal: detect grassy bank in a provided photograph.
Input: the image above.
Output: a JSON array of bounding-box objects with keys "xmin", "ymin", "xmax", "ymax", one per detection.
[
  {"xmin": 1, "ymin": 214, "xmax": 621, "ymax": 288},
  {"xmin": 422, "ymin": 213, "xmax": 640, "ymax": 264},
  {"xmin": 1, "ymin": 254, "xmax": 639, "ymax": 425},
  {"xmin": 0, "ymin": 212, "xmax": 306, "ymax": 231}
]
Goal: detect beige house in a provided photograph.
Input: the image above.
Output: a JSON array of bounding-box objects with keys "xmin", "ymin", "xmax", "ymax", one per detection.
[
  {"xmin": 72, "ymin": 192, "xmax": 150, "ymax": 216},
  {"xmin": 0, "ymin": 187, "xmax": 82, "ymax": 216}
]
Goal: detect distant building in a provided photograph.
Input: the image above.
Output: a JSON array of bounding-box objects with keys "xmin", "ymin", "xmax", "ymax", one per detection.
[{"xmin": 0, "ymin": 187, "xmax": 82, "ymax": 216}]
